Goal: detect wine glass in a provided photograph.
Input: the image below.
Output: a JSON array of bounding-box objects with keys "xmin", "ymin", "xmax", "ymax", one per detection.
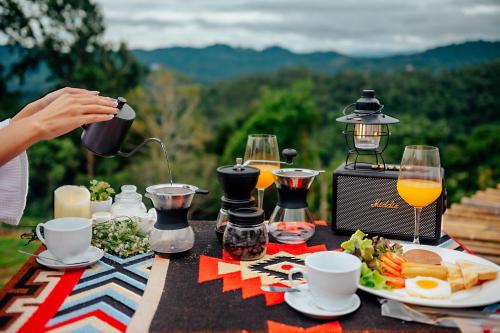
[
  {"xmin": 397, "ymin": 145, "xmax": 442, "ymax": 244},
  {"xmin": 244, "ymin": 134, "xmax": 280, "ymax": 209}
]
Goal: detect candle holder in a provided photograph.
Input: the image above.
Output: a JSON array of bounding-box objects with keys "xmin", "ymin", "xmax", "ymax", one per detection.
[{"xmin": 336, "ymin": 90, "xmax": 399, "ymax": 171}]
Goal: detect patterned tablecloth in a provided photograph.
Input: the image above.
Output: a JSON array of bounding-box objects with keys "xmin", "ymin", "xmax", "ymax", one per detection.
[{"xmin": 0, "ymin": 221, "xmax": 485, "ymax": 333}]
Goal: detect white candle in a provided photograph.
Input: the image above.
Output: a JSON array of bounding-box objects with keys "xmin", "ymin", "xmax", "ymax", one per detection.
[{"xmin": 54, "ymin": 185, "xmax": 91, "ymax": 218}]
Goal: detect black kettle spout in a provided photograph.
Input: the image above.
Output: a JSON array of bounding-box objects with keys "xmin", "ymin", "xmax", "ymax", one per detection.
[{"xmin": 117, "ymin": 137, "xmax": 164, "ymax": 158}]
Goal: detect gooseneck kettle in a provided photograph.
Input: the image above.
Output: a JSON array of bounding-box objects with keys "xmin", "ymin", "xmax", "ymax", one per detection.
[{"xmin": 81, "ymin": 97, "xmax": 162, "ymax": 157}]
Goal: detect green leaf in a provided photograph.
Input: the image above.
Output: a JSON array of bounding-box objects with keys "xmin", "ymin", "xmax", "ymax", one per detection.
[{"xmin": 359, "ymin": 263, "xmax": 388, "ymax": 289}]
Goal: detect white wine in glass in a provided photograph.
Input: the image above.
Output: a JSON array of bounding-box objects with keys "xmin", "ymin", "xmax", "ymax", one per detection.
[
  {"xmin": 244, "ymin": 134, "xmax": 280, "ymax": 209},
  {"xmin": 397, "ymin": 145, "xmax": 442, "ymax": 244}
]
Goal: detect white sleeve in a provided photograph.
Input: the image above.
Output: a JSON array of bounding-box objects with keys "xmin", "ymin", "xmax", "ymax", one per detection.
[{"xmin": 0, "ymin": 119, "xmax": 29, "ymax": 225}]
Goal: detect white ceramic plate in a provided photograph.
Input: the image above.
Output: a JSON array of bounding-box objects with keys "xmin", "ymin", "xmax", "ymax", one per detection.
[
  {"xmin": 358, "ymin": 244, "xmax": 500, "ymax": 308},
  {"xmin": 36, "ymin": 246, "xmax": 104, "ymax": 270},
  {"xmin": 285, "ymin": 284, "xmax": 361, "ymax": 319}
]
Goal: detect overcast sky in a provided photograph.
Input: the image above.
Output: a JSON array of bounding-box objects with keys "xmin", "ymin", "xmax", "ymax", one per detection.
[{"xmin": 95, "ymin": 0, "xmax": 500, "ymax": 55}]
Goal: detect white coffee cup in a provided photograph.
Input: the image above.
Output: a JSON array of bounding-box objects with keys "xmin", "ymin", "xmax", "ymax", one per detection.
[
  {"xmin": 288, "ymin": 251, "xmax": 361, "ymax": 311},
  {"xmin": 36, "ymin": 217, "xmax": 92, "ymax": 262}
]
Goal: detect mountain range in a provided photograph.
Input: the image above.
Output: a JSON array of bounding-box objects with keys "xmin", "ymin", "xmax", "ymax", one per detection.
[
  {"xmin": 1, "ymin": 40, "xmax": 499, "ymax": 90},
  {"xmin": 132, "ymin": 41, "xmax": 500, "ymax": 83}
]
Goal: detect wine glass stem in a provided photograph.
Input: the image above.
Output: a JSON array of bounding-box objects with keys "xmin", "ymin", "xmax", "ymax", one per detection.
[
  {"xmin": 257, "ymin": 189, "xmax": 265, "ymax": 209},
  {"xmin": 413, "ymin": 207, "xmax": 422, "ymax": 244}
]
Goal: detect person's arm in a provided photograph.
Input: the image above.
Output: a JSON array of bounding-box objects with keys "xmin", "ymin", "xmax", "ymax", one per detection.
[
  {"xmin": 0, "ymin": 93, "xmax": 117, "ymax": 166},
  {"xmin": 0, "ymin": 118, "xmax": 42, "ymax": 166}
]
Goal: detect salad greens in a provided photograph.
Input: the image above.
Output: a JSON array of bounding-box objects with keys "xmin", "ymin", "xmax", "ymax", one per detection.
[
  {"xmin": 341, "ymin": 229, "xmax": 403, "ymax": 289},
  {"xmin": 340, "ymin": 230, "xmax": 374, "ymax": 262},
  {"xmin": 360, "ymin": 263, "xmax": 387, "ymax": 289},
  {"xmin": 92, "ymin": 217, "xmax": 150, "ymax": 257}
]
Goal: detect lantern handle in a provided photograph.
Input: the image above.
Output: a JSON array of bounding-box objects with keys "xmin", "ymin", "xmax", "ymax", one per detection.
[{"xmin": 343, "ymin": 103, "xmax": 384, "ymax": 120}]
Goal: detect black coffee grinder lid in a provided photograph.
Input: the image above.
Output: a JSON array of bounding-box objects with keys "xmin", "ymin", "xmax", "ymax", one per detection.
[
  {"xmin": 217, "ymin": 158, "xmax": 260, "ymax": 201},
  {"xmin": 228, "ymin": 207, "xmax": 264, "ymax": 226},
  {"xmin": 217, "ymin": 159, "xmax": 260, "ymax": 177}
]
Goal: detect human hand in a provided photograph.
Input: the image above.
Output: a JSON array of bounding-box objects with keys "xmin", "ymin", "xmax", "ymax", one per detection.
[
  {"xmin": 27, "ymin": 93, "xmax": 118, "ymax": 140},
  {"xmin": 13, "ymin": 87, "xmax": 100, "ymax": 122}
]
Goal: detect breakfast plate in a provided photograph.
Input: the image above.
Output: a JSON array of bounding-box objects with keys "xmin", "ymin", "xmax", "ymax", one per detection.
[{"xmin": 358, "ymin": 244, "xmax": 500, "ymax": 308}]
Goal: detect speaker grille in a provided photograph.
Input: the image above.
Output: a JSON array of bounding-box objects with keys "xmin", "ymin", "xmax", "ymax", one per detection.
[{"xmin": 335, "ymin": 175, "xmax": 438, "ymax": 239}]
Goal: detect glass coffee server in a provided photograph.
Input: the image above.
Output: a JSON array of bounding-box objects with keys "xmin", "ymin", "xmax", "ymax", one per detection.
[{"xmin": 268, "ymin": 168, "xmax": 320, "ymax": 244}]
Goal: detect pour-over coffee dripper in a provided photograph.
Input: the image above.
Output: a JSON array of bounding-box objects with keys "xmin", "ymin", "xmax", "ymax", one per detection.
[
  {"xmin": 268, "ymin": 168, "xmax": 320, "ymax": 244},
  {"xmin": 145, "ymin": 184, "xmax": 208, "ymax": 253}
]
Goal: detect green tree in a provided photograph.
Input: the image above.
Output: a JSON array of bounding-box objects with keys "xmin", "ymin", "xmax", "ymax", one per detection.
[
  {"xmin": 0, "ymin": 0, "xmax": 144, "ymax": 96},
  {"xmin": 125, "ymin": 69, "xmax": 218, "ymax": 218},
  {"xmin": 0, "ymin": 0, "xmax": 145, "ymax": 219},
  {"xmin": 223, "ymin": 80, "xmax": 320, "ymax": 167}
]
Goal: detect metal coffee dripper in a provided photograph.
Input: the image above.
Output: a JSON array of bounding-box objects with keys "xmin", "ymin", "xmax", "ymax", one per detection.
[
  {"xmin": 268, "ymin": 168, "xmax": 320, "ymax": 244},
  {"xmin": 145, "ymin": 184, "xmax": 208, "ymax": 253}
]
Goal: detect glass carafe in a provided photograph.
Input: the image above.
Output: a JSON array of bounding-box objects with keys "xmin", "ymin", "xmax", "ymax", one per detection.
[
  {"xmin": 268, "ymin": 169, "xmax": 319, "ymax": 244},
  {"xmin": 145, "ymin": 183, "xmax": 208, "ymax": 253}
]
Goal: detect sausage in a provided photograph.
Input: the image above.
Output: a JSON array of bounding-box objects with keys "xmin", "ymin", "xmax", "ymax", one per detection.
[{"xmin": 403, "ymin": 249, "xmax": 442, "ymax": 265}]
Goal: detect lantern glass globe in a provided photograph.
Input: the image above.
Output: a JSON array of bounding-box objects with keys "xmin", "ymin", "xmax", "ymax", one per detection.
[{"xmin": 354, "ymin": 123, "xmax": 381, "ymax": 150}]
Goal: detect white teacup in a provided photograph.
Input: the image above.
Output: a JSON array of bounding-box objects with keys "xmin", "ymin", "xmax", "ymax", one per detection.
[
  {"xmin": 288, "ymin": 251, "xmax": 361, "ymax": 311},
  {"xmin": 36, "ymin": 217, "xmax": 92, "ymax": 262}
]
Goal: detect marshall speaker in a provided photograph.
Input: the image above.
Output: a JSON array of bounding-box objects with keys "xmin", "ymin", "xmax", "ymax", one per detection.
[{"xmin": 332, "ymin": 164, "xmax": 446, "ymax": 244}]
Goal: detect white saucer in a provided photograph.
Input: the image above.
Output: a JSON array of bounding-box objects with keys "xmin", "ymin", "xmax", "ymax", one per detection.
[
  {"xmin": 284, "ymin": 284, "xmax": 361, "ymax": 319},
  {"xmin": 36, "ymin": 246, "xmax": 104, "ymax": 270}
]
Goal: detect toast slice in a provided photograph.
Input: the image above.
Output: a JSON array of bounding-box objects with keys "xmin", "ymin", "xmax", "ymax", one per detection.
[
  {"xmin": 457, "ymin": 260, "xmax": 479, "ymax": 289},
  {"xmin": 444, "ymin": 262, "xmax": 465, "ymax": 292},
  {"xmin": 456, "ymin": 259, "xmax": 498, "ymax": 281}
]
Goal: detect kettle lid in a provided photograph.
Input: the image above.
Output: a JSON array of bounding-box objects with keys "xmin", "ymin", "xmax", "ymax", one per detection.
[{"xmin": 115, "ymin": 97, "xmax": 135, "ymax": 121}]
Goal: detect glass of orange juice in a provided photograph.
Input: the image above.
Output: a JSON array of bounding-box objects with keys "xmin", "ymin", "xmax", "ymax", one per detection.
[
  {"xmin": 397, "ymin": 145, "xmax": 442, "ymax": 244},
  {"xmin": 244, "ymin": 134, "xmax": 280, "ymax": 209}
]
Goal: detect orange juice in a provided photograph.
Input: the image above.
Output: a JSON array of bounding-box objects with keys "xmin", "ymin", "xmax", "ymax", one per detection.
[
  {"xmin": 252, "ymin": 163, "xmax": 279, "ymax": 189},
  {"xmin": 397, "ymin": 179, "xmax": 442, "ymax": 208}
]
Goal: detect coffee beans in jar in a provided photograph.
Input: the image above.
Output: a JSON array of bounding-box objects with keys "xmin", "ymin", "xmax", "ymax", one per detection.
[{"xmin": 223, "ymin": 207, "xmax": 268, "ymax": 261}]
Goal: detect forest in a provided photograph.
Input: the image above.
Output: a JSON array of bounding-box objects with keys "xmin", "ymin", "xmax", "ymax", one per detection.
[{"xmin": 0, "ymin": 0, "xmax": 499, "ymax": 226}]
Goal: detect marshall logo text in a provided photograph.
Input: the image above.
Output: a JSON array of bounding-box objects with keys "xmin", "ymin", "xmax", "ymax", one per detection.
[{"xmin": 371, "ymin": 199, "xmax": 399, "ymax": 209}]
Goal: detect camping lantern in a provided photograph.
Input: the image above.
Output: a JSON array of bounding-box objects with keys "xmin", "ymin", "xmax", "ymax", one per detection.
[{"xmin": 336, "ymin": 89, "xmax": 399, "ymax": 170}]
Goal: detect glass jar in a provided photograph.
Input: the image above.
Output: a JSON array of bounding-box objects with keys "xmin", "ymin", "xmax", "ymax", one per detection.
[
  {"xmin": 215, "ymin": 197, "xmax": 255, "ymax": 244},
  {"xmin": 110, "ymin": 185, "xmax": 147, "ymax": 218},
  {"xmin": 223, "ymin": 207, "xmax": 268, "ymax": 261},
  {"xmin": 215, "ymin": 208, "xmax": 230, "ymax": 244}
]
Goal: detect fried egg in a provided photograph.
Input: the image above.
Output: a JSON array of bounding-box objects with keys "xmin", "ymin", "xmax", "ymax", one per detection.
[{"xmin": 405, "ymin": 276, "xmax": 451, "ymax": 299}]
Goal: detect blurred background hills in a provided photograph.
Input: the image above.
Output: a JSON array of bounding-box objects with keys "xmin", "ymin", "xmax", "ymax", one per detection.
[{"xmin": 2, "ymin": 41, "xmax": 499, "ymax": 94}]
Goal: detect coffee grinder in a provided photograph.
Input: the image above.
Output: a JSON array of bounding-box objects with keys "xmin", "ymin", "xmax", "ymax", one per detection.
[
  {"xmin": 215, "ymin": 149, "xmax": 299, "ymax": 243},
  {"xmin": 215, "ymin": 159, "xmax": 260, "ymax": 243}
]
